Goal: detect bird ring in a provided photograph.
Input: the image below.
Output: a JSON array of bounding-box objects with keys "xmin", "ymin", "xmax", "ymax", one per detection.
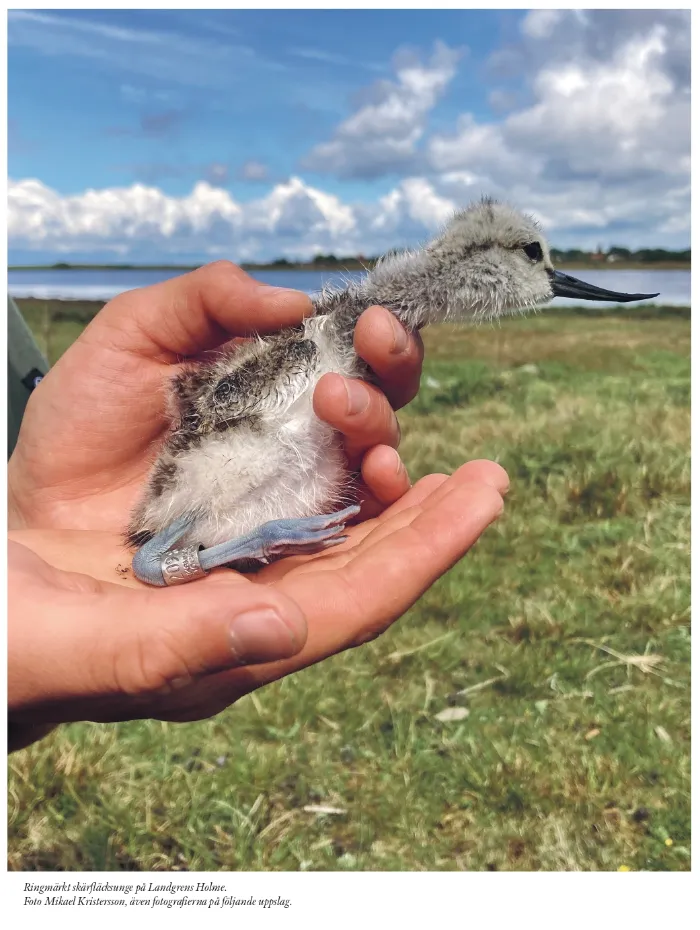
[{"xmin": 160, "ymin": 546, "xmax": 208, "ymax": 585}]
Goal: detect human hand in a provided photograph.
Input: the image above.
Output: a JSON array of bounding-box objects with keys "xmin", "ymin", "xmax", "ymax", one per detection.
[
  {"xmin": 8, "ymin": 261, "xmax": 423, "ymax": 532},
  {"xmin": 9, "ymin": 460, "xmax": 507, "ymax": 741}
]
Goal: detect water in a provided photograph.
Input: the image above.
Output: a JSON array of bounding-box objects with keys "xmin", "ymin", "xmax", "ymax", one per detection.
[{"xmin": 7, "ymin": 267, "xmax": 690, "ymax": 307}]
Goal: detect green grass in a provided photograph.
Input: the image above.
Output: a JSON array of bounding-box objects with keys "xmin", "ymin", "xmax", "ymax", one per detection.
[{"xmin": 8, "ymin": 307, "xmax": 690, "ymax": 872}]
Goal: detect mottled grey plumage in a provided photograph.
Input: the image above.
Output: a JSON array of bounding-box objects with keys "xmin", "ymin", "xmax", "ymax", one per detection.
[{"xmin": 127, "ymin": 198, "xmax": 658, "ymax": 585}]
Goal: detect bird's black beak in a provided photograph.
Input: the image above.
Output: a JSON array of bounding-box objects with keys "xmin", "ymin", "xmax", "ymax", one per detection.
[{"xmin": 549, "ymin": 269, "xmax": 659, "ymax": 303}]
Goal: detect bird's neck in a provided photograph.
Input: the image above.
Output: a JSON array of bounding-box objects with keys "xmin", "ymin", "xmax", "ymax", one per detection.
[{"xmin": 359, "ymin": 251, "xmax": 450, "ymax": 331}]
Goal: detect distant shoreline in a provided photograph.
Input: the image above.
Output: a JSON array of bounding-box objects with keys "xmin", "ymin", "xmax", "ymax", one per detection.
[{"xmin": 8, "ymin": 260, "xmax": 692, "ymax": 273}]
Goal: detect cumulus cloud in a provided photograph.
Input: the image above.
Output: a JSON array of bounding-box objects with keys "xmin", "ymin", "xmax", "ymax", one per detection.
[
  {"xmin": 7, "ymin": 157, "xmax": 688, "ymax": 263},
  {"xmin": 7, "ymin": 176, "xmax": 363, "ymax": 261},
  {"xmin": 302, "ymin": 41, "xmax": 462, "ymax": 179},
  {"xmin": 9, "ymin": 174, "xmax": 455, "ymax": 261},
  {"xmin": 427, "ymin": 14, "xmax": 689, "ymax": 240},
  {"xmin": 369, "ymin": 179, "xmax": 455, "ymax": 242}
]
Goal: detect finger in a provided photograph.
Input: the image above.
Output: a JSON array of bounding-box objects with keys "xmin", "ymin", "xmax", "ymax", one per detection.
[
  {"xmin": 339, "ymin": 459, "xmax": 508, "ymax": 554},
  {"xmin": 313, "ymin": 373, "xmax": 401, "ymax": 465},
  {"xmin": 349, "ymin": 459, "xmax": 509, "ymax": 552},
  {"xmin": 10, "ymin": 572, "xmax": 309, "ymax": 717},
  {"xmin": 354, "ymin": 306, "xmax": 424, "ymax": 409},
  {"xmin": 360, "ymin": 445, "xmax": 411, "ymax": 507},
  {"xmin": 374, "ymin": 459, "xmax": 509, "ymax": 522},
  {"xmin": 95, "ymin": 261, "xmax": 313, "ymax": 360},
  {"xmin": 328, "ymin": 480, "xmax": 505, "ymax": 643},
  {"xmin": 310, "ymin": 458, "xmax": 508, "ymax": 569}
]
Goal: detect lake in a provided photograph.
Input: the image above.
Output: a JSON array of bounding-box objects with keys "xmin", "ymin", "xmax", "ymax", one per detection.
[{"xmin": 7, "ymin": 267, "xmax": 690, "ymax": 308}]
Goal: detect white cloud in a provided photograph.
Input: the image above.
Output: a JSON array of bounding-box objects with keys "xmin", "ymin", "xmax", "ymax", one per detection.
[
  {"xmin": 8, "ymin": 179, "xmax": 240, "ymax": 251},
  {"xmin": 303, "ymin": 41, "xmax": 462, "ymax": 178},
  {"xmin": 8, "ymin": 177, "xmax": 363, "ymax": 261},
  {"xmin": 370, "ymin": 179, "xmax": 455, "ymax": 238},
  {"xmin": 430, "ymin": 24, "xmax": 687, "ymax": 180},
  {"xmin": 8, "ymin": 163, "xmax": 690, "ymax": 262},
  {"xmin": 244, "ymin": 177, "xmax": 355, "ymax": 238},
  {"xmin": 299, "ymin": 11, "xmax": 688, "ymax": 248},
  {"xmin": 425, "ymin": 19, "xmax": 689, "ymax": 243}
]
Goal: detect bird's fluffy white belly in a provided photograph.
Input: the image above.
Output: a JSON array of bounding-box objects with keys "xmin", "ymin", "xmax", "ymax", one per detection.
[{"xmin": 143, "ymin": 323, "xmax": 357, "ymax": 548}]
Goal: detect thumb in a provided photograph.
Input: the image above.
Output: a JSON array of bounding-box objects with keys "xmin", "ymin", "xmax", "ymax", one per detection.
[
  {"xmin": 99, "ymin": 580, "xmax": 309, "ymax": 696},
  {"xmin": 10, "ymin": 563, "xmax": 308, "ymax": 715}
]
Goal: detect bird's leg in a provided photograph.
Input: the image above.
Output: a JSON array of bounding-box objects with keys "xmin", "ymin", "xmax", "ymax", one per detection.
[
  {"xmin": 132, "ymin": 505, "xmax": 360, "ymax": 587},
  {"xmin": 199, "ymin": 504, "xmax": 361, "ymax": 571},
  {"xmin": 131, "ymin": 514, "xmax": 199, "ymax": 587}
]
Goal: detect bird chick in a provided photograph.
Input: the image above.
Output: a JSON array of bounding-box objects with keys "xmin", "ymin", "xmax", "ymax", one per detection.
[{"xmin": 128, "ymin": 198, "xmax": 658, "ymax": 586}]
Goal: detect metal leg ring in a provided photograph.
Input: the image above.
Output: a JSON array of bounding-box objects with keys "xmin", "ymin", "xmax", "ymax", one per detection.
[{"xmin": 160, "ymin": 546, "xmax": 208, "ymax": 586}]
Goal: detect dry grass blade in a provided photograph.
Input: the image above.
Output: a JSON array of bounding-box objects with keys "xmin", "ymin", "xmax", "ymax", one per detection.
[
  {"xmin": 257, "ymin": 810, "xmax": 298, "ymax": 841},
  {"xmin": 456, "ymin": 667, "xmax": 510, "ymax": 696},
  {"xmin": 386, "ymin": 631, "xmax": 456, "ymax": 663},
  {"xmin": 302, "ymin": 805, "xmax": 348, "ymax": 816},
  {"xmin": 435, "ymin": 707, "xmax": 470, "ymax": 722},
  {"xmin": 655, "ymin": 725, "xmax": 672, "ymax": 744},
  {"xmin": 579, "ymin": 639, "xmax": 665, "ymax": 680}
]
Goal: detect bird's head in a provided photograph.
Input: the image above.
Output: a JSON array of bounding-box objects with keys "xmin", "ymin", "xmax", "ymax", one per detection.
[{"xmin": 366, "ymin": 198, "xmax": 658, "ymax": 326}]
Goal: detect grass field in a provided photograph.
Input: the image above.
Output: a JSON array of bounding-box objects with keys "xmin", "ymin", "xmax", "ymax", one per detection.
[{"xmin": 8, "ymin": 300, "xmax": 690, "ymax": 872}]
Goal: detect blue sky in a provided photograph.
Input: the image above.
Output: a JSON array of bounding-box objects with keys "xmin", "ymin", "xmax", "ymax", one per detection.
[{"xmin": 8, "ymin": 9, "xmax": 691, "ymax": 263}]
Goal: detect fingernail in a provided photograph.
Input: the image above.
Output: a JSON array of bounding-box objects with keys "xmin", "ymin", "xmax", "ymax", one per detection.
[
  {"xmin": 391, "ymin": 448, "xmax": 406, "ymax": 476},
  {"xmin": 390, "ymin": 317, "xmax": 410, "ymax": 354},
  {"xmin": 345, "ymin": 379, "xmax": 370, "ymax": 415},
  {"xmin": 229, "ymin": 609, "xmax": 300, "ymax": 664}
]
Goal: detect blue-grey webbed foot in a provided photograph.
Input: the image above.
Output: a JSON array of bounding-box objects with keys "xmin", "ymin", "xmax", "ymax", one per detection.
[
  {"xmin": 131, "ymin": 515, "xmax": 200, "ymax": 587},
  {"xmin": 198, "ymin": 504, "xmax": 361, "ymax": 573}
]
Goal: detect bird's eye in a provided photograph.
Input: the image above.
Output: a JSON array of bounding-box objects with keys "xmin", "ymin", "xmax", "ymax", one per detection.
[{"xmin": 523, "ymin": 242, "xmax": 543, "ymax": 262}]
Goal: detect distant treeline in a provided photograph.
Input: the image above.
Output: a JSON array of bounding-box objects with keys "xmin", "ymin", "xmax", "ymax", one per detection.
[
  {"xmin": 249, "ymin": 247, "xmax": 692, "ymax": 268},
  {"xmin": 549, "ymin": 247, "xmax": 691, "ymax": 264},
  {"xmin": 9, "ymin": 245, "xmax": 691, "ymax": 273}
]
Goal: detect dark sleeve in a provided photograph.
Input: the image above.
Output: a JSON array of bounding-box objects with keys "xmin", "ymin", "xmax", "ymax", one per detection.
[{"xmin": 7, "ymin": 296, "xmax": 48, "ymax": 459}]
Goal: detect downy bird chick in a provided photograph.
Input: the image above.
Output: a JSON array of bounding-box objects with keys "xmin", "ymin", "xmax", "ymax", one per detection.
[{"xmin": 128, "ymin": 198, "xmax": 657, "ymax": 586}]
